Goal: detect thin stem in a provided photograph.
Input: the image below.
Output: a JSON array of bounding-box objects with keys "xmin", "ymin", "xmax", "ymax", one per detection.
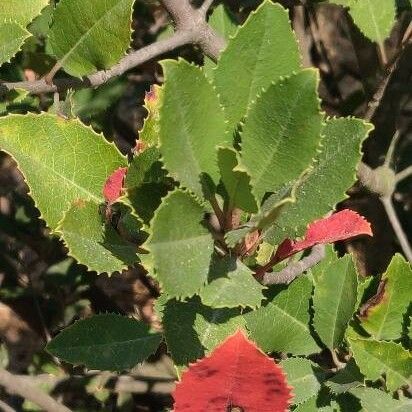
[
  {"xmin": 200, "ymin": 0, "xmax": 215, "ymax": 15},
  {"xmin": 209, "ymin": 194, "xmax": 225, "ymax": 232},
  {"xmin": 1, "ymin": 31, "xmax": 193, "ymax": 95},
  {"xmin": 330, "ymin": 349, "xmax": 346, "ymax": 371},
  {"xmin": 377, "ymin": 42, "xmax": 388, "ymax": 67},
  {"xmin": 383, "ymin": 130, "xmax": 400, "ymax": 167},
  {"xmin": 0, "ymin": 399, "xmax": 16, "ymax": 412},
  {"xmin": 381, "ymin": 196, "xmax": 412, "ymax": 263},
  {"xmin": 0, "ymin": 369, "xmax": 72, "ymax": 412},
  {"xmin": 261, "ymin": 244, "xmax": 326, "ymax": 285},
  {"xmin": 395, "ymin": 166, "xmax": 412, "ymax": 184}
]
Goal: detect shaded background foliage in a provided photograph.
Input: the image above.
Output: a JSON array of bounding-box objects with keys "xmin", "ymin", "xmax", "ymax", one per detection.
[{"xmin": 0, "ymin": 0, "xmax": 411, "ymax": 410}]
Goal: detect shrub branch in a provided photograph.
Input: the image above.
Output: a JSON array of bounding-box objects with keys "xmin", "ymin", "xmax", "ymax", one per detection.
[
  {"xmin": 0, "ymin": 368, "xmax": 73, "ymax": 412},
  {"xmin": 0, "ymin": 0, "xmax": 222, "ymax": 95}
]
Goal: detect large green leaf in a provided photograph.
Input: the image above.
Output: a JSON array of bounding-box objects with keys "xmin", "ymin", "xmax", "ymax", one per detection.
[
  {"xmin": 213, "ymin": 0, "xmax": 301, "ymax": 130},
  {"xmin": 48, "ymin": 0, "xmax": 134, "ymax": 77},
  {"xmin": 144, "ymin": 190, "xmax": 213, "ymax": 299},
  {"xmin": 360, "ymin": 254, "xmax": 412, "ymax": 340},
  {"xmin": 217, "ymin": 147, "xmax": 258, "ymax": 213},
  {"xmin": 351, "ymin": 387, "xmax": 412, "ymax": 412},
  {"xmin": 0, "ymin": 22, "xmax": 30, "ymax": 65},
  {"xmin": 199, "ymin": 255, "xmax": 265, "ymax": 309},
  {"xmin": 58, "ymin": 200, "xmax": 138, "ymax": 274},
  {"xmin": 245, "ymin": 277, "xmax": 319, "ymax": 355},
  {"xmin": 280, "ymin": 358, "xmax": 322, "ymax": 405},
  {"xmin": 347, "ymin": 0, "xmax": 396, "ymax": 43},
  {"xmin": 163, "ymin": 297, "xmax": 244, "ymax": 369},
  {"xmin": 0, "ymin": 113, "xmax": 126, "ymax": 230},
  {"xmin": 159, "ymin": 59, "xmax": 229, "ymax": 199},
  {"xmin": 47, "ymin": 314, "xmax": 162, "ymax": 371},
  {"xmin": 239, "ymin": 69, "xmax": 321, "ymax": 201},
  {"xmin": 348, "ymin": 338, "xmax": 412, "ymax": 391},
  {"xmin": 266, "ymin": 117, "xmax": 372, "ymax": 244},
  {"xmin": 312, "ymin": 248, "xmax": 358, "ymax": 349}
]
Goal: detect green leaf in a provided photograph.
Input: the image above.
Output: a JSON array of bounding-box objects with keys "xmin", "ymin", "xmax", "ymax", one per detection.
[
  {"xmin": 144, "ymin": 190, "xmax": 213, "ymax": 299},
  {"xmin": 245, "ymin": 277, "xmax": 319, "ymax": 355},
  {"xmin": 163, "ymin": 297, "xmax": 244, "ymax": 368},
  {"xmin": 0, "ymin": 0, "xmax": 49, "ymax": 26},
  {"xmin": 266, "ymin": 117, "xmax": 372, "ymax": 244},
  {"xmin": 203, "ymin": 4, "xmax": 238, "ymax": 79},
  {"xmin": 217, "ymin": 147, "xmax": 258, "ymax": 213},
  {"xmin": 48, "ymin": 0, "xmax": 134, "ymax": 77},
  {"xmin": 214, "ymin": 0, "xmax": 301, "ymax": 130},
  {"xmin": 159, "ymin": 59, "xmax": 229, "ymax": 199},
  {"xmin": 199, "ymin": 255, "xmax": 265, "ymax": 309},
  {"xmin": 139, "ymin": 84, "xmax": 163, "ymax": 148},
  {"xmin": 0, "ymin": 113, "xmax": 126, "ymax": 229},
  {"xmin": 350, "ymin": 387, "xmax": 412, "ymax": 412},
  {"xmin": 312, "ymin": 248, "xmax": 358, "ymax": 349},
  {"xmin": 47, "ymin": 314, "xmax": 162, "ymax": 371},
  {"xmin": 280, "ymin": 358, "xmax": 322, "ymax": 405},
  {"xmin": 348, "ymin": 338, "xmax": 412, "ymax": 391},
  {"xmin": 348, "ymin": 0, "xmax": 396, "ymax": 43},
  {"xmin": 360, "ymin": 254, "xmax": 412, "ymax": 340},
  {"xmin": 325, "ymin": 359, "xmax": 364, "ymax": 394},
  {"xmin": 239, "ymin": 69, "xmax": 322, "ymax": 201},
  {"xmin": 0, "ymin": 21, "xmax": 30, "ymax": 65},
  {"xmin": 57, "ymin": 200, "xmax": 138, "ymax": 274}
]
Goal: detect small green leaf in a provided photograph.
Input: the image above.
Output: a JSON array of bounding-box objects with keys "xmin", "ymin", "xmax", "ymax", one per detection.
[
  {"xmin": 0, "ymin": 21, "xmax": 30, "ymax": 65},
  {"xmin": 239, "ymin": 69, "xmax": 322, "ymax": 201},
  {"xmin": 214, "ymin": 0, "xmax": 301, "ymax": 130},
  {"xmin": 348, "ymin": 338, "xmax": 412, "ymax": 391},
  {"xmin": 312, "ymin": 248, "xmax": 358, "ymax": 349},
  {"xmin": 47, "ymin": 314, "xmax": 162, "ymax": 371},
  {"xmin": 144, "ymin": 190, "xmax": 213, "ymax": 299},
  {"xmin": 159, "ymin": 59, "xmax": 229, "ymax": 199},
  {"xmin": 218, "ymin": 147, "xmax": 258, "ymax": 213},
  {"xmin": 280, "ymin": 358, "xmax": 322, "ymax": 405},
  {"xmin": 125, "ymin": 147, "xmax": 170, "ymax": 223},
  {"xmin": 351, "ymin": 387, "xmax": 412, "ymax": 411},
  {"xmin": 48, "ymin": 0, "xmax": 134, "ymax": 77},
  {"xmin": 58, "ymin": 200, "xmax": 138, "ymax": 274},
  {"xmin": 139, "ymin": 85, "xmax": 163, "ymax": 147},
  {"xmin": 348, "ymin": 0, "xmax": 396, "ymax": 43},
  {"xmin": 266, "ymin": 117, "xmax": 372, "ymax": 244},
  {"xmin": 0, "ymin": 113, "xmax": 126, "ymax": 230},
  {"xmin": 361, "ymin": 254, "xmax": 412, "ymax": 340},
  {"xmin": 199, "ymin": 256, "xmax": 265, "ymax": 309},
  {"xmin": 163, "ymin": 297, "xmax": 244, "ymax": 368},
  {"xmin": 245, "ymin": 277, "xmax": 319, "ymax": 355}
]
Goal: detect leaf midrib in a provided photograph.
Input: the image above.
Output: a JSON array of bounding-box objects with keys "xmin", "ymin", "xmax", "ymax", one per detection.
[
  {"xmin": 18, "ymin": 150, "xmax": 102, "ymax": 204},
  {"xmin": 54, "ymin": 334, "xmax": 159, "ymax": 351}
]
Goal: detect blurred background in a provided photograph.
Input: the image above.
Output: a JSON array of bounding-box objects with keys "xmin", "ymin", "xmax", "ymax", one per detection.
[{"xmin": 0, "ymin": 0, "xmax": 411, "ymax": 410}]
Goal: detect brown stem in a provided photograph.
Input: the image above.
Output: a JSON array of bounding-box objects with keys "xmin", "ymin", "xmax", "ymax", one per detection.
[
  {"xmin": 0, "ymin": 369, "xmax": 72, "ymax": 412},
  {"xmin": 1, "ymin": 0, "xmax": 223, "ymax": 95}
]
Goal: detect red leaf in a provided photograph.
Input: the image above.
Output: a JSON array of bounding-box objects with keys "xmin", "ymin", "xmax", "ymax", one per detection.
[
  {"xmin": 173, "ymin": 330, "xmax": 293, "ymax": 412},
  {"xmin": 103, "ymin": 167, "xmax": 128, "ymax": 203},
  {"xmin": 275, "ymin": 209, "xmax": 372, "ymax": 262}
]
